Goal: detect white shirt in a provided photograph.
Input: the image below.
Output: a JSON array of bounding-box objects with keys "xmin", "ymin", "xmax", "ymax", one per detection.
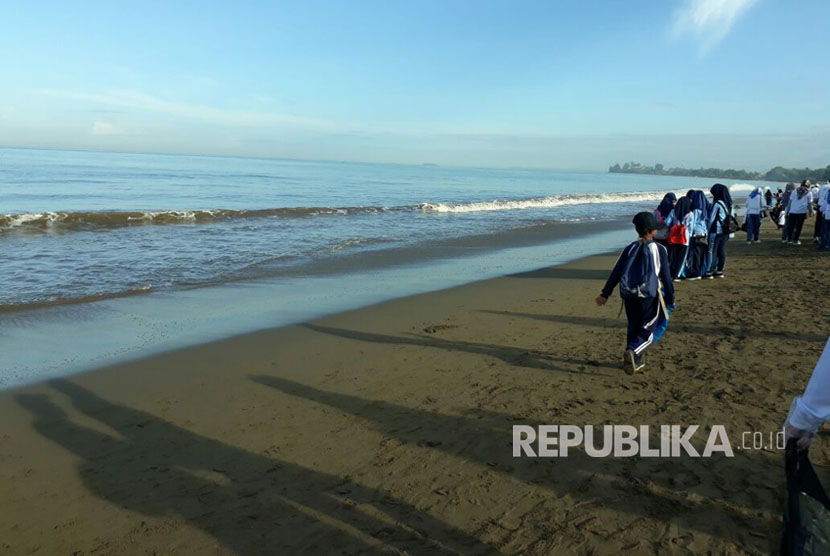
[
  {"xmin": 745, "ymin": 191, "xmax": 765, "ymax": 215},
  {"xmin": 787, "ymin": 190, "xmax": 813, "ymax": 215},
  {"xmin": 819, "ymin": 185, "xmax": 830, "ymax": 214},
  {"xmin": 789, "ymin": 338, "xmax": 830, "ymax": 432}
]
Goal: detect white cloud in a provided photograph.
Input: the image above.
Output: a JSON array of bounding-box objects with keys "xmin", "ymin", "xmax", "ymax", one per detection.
[
  {"xmin": 672, "ymin": 0, "xmax": 760, "ymax": 54},
  {"xmin": 91, "ymin": 121, "xmax": 117, "ymax": 135}
]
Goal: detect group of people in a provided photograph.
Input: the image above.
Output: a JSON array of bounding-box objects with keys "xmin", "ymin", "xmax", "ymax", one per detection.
[
  {"xmin": 768, "ymin": 180, "xmax": 830, "ymax": 249},
  {"xmin": 595, "ymin": 183, "xmax": 738, "ymax": 374},
  {"xmin": 651, "ymin": 183, "xmax": 737, "ymax": 282},
  {"xmin": 595, "ymin": 179, "xmax": 829, "ymax": 375}
]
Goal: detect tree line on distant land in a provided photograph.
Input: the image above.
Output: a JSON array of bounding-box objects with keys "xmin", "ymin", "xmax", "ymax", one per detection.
[{"xmin": 609, "ymin": 162, "xmax": 830, "ymax": 182}]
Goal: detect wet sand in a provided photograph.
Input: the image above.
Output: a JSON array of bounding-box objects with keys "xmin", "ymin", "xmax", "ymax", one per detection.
[{"xmin": 1, "ymin": 223, "xmax": 828, "ymax": 555}]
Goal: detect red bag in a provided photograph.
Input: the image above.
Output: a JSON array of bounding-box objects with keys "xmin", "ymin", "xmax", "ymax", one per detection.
[{"xmin": 669, "ymin": 224, "xmax": 687, "ymax": 245}]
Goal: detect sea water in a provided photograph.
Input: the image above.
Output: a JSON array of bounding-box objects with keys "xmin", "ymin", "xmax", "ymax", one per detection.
[{"xmin": 0, "ymin": 147, "xmax": 752, "ymax": 386}]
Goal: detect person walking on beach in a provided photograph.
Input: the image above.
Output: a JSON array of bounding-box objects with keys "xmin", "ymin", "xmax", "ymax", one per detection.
[
  {"xmin": 703, "ymin": 183, "xmax": 733, "ymax": 279},
  {"xmin": 744, "ymin": 185, "xmax": 765, "ymax": 244},
  {"xmin": 595, "ymin": 212, "xmax": 675, "ymax": 375},
  {"xmin": 780, "ymin": 183, "xmax": 796, "ymax": 241},
  {"xmin": 653, "ymin": 193, "xmax": 677, "ymax": 247},
  {"xmin": 686, "ymin": 190, "xmax": 711, "ymax": 280},
  {"xmin": 814, "ymin": 180, "xmax": 829, "ymax": 246},
  {"xmin": 818, "ymin": 181, "xmax": 830, "ymax": 251},
  {"xmin": 783, "ymin": 180, "xmax": 813, "ymax": 245},
  {"xmin": 663, "ymin": 196, "xmax": 693, "ymax": 280}
]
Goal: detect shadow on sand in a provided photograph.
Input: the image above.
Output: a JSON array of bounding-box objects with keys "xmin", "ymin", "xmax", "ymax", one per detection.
[
  {"xmin": 286, "ymin": 326, "xmax": 780, "ymax": 550},
  {"xmin": 479, "ymin": 309, "xmax": 828, "ymax": 344},
  {"xmin": 15, "ymin": 379, "xmax": 500, "ymax": 555},
  {"xmin": 301, "ymin": 323, "xmax": 618, "ymax": 378}
]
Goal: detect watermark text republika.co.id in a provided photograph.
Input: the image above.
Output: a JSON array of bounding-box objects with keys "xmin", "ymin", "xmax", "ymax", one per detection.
[{"xmin": 513, "ymin": 425, "xmax": 786, "ymax": 458}]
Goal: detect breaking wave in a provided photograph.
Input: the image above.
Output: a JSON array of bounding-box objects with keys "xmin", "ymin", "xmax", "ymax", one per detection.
[
  {"xmin": 0, "ymin": 206, "xmax": 403, "ymax": 232},
  {"xmin": 2, "ymin": 187, "xmax": 755, "ymax": 233},
  {"xmin": 417, "ymin": 191, "xmax": 670, "ymax": 213}
]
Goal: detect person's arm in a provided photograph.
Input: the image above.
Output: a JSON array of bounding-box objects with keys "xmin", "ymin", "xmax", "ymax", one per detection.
[
  {"xmin": 596, "ymin": 245, "xmax": 630, "ymax": 305},
  {"xmin": 707, "ymin": 203, "xmax": 719, "ymax": 230},
  {"xmin": 657, "ymin": 245, "xmax": 675, "ymax": 307},
  {"xmin": 785, "ymin": 337, "xmax": 830, "ymax": 449}
]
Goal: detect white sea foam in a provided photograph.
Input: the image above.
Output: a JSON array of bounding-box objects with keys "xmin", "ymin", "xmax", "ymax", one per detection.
[{"xmin": 419, "ymin": 191, "xmax": 670, "ymax": 214}]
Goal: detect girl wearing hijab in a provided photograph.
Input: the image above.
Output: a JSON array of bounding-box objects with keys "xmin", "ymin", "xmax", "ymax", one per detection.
[
  {"xmin": 685, "ymin": 190, "xmax": 710, "ymax": 280},
  {"xmin": 663, "ymin": 196, "xmax": 693, "ymax": 279},
  {"xmin": 704, "ymin": 183, "xmax": 733, "ymax": 278},
  {"xmin": 745, "ymin": 186, "xmax": 765, "ymax": 243},
  {"xmin": 783, "ymin": 180, "xmax": 814, "ymax": 245},
  {"xmin": 652, "ymin": 193, "xmax": 677, "ymax": 246}
]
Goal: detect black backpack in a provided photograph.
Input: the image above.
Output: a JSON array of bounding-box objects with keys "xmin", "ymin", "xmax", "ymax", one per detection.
[
  {"xmin": 711, "ymin": 201, "xmax": 739, "ymax": 234},
  {"xmin": 781, "ymin": 440, "xmax": 830, "ymax": 555}
]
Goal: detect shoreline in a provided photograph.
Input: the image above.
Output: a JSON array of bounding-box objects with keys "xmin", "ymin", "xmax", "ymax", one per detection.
[
  {"xmin": 1, "ymin": 223, "xmax": 827, "ymax": 554},
  {"xmin": 0, "ymin": 246, "xmax": 624, "ymax": 396},
  {"xmin": 0, "ymin": 222, "xmax": 633, "ymax": 389}
]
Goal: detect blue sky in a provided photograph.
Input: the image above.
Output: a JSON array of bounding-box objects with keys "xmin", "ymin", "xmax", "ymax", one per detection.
[{"xmin": 1, "ymin": 0, "xmax": 829, "ymax": 170}]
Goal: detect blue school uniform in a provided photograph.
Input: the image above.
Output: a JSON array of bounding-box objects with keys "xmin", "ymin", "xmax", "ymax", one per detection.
[{"xmin": 600, "ymin": 240, "xmax": 675, "ymax": 356}]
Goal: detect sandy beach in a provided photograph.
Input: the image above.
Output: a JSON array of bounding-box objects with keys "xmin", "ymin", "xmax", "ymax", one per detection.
[{"xmin": 1, "ymin": 224, "xmax": 828, "ymax": 555}]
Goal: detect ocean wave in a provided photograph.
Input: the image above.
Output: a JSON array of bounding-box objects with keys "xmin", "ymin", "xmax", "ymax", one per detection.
[
  {"xmin": 2, "ymin": 186, "xmax": 754, "ymax": 232},
  {"xmin": 0, "ymin": 206, "xmax": 400, "ymax": 232},
  {"xmin": 417, "ymin": 191, "xmax": 670, "ymax": 213}
]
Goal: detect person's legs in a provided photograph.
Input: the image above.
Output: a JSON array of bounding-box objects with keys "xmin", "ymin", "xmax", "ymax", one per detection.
[
  {"xmin": 821, "ymin": 214, "xmax": 830, "ymax": 249},
  {"xmin": 692, "ymin": 241, "xmax": 705, "ymax": 278},
  {"xmin": 814, "ymin": 210, "xmax": 824, "ymax": 241},
  {"xmin": 669, "ymin": 244, "xmax": 684, "ymax": 278},
  {"xmin": 749, "ymin": 214, "xmax": 761, "ymax": 241},
  {"xmin": 703, "ymin": 234, "xmax": 716, "ymax": 276},
  {"xmin": 677, "ymin": 243, "xmax": 691, "ymax": 278},
  {"xmin": 687, "ymin": 243, "xmax": 698, "ymax": 277},
  {"xmin": 783, "ymin": 216, "xmax": 792, "ymax": 241},
  {"xmin": 791, "ymin": 214, "xmax": 807, "ymax": 242},
  {"xmin": 715, "ymin": 234, "xmax": 728, "ymax": 274},
  {"xmin": 623, "ymin": 297, "xmax": 657, "ymax": 372}
]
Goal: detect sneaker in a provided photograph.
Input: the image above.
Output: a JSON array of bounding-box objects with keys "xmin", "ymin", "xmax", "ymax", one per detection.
[
  {"xmin": 687, "ymin": 276, "xmax": 701, "ymax": 281},
  {"xmin": 672, "ymin": 278, "xmax": 681, "ymax": 283},
  {"xmin": 793, "ymin": 240, "xmax": 802, "ymax": 245},
  {"xmin": 746, "ymin": 240, "xmax": 752, "ymax": 245},
  {"xmin": 703, "ymin": 274, "xmax": 714, "ymax": 279},
  {"xmin": 754, "ymin": 240, "xmax": 761, "ymax": 243},
  {"xmin": 782, "ymin": 239, "xmax": 789, "ymax": 244},
  {"xmin": 623, "ymin": 350, "xmax": 636, "ymax": 375},
  {"xmin": 714, "ymin": 272, "xmax": 725, "ymax": 278},
  {"xmin": 634, "ymin": 353, "xmax": 645, "ymax": 372}
]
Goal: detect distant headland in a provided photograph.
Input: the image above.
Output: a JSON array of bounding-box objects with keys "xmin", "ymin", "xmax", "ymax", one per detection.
[{"xmin": 609, "ymin": 162, "xmax": 830, "ymax": 182}]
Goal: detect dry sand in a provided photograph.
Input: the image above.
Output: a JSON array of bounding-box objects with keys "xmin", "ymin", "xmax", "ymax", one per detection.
[{"xmin": 1, "ymin": 224, "xmax": 828, "ymax": 555}]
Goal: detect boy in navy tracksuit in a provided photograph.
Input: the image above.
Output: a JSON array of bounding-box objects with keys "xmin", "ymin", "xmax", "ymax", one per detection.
[{"xmin": 595, "ymin": 212, "xmax": 675, "ymax": 374}]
